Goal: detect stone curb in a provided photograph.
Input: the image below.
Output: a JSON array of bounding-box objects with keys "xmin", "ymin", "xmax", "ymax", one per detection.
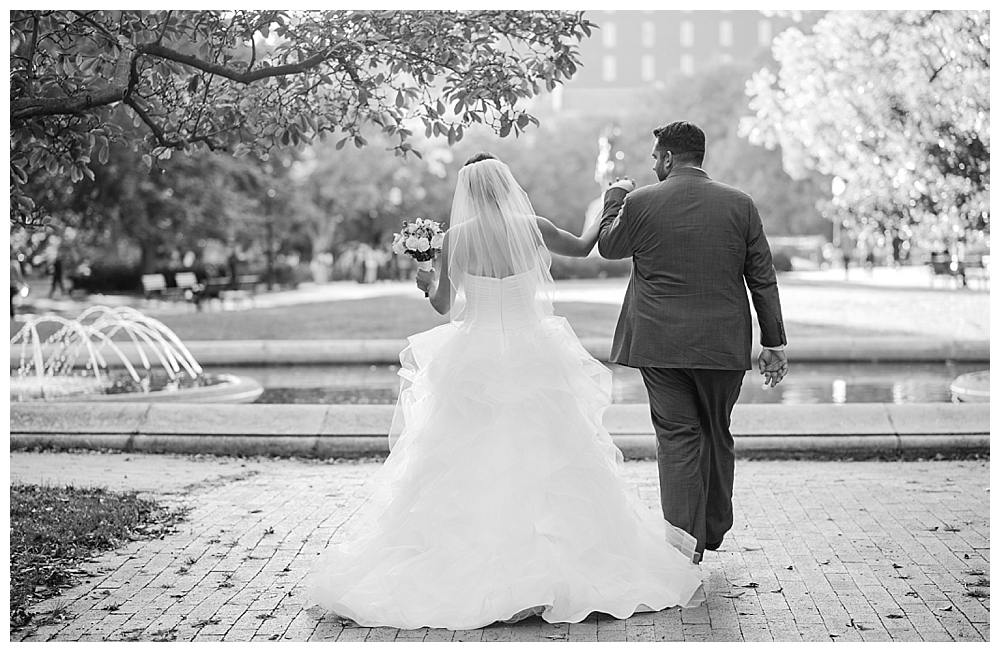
[
  {"xmin": 10, "ymin": 402, "xmax": 989, "ymax": 459},
  {"xmin": 10, "ymin": 336, "xmax": 991, "ymax": 367}
]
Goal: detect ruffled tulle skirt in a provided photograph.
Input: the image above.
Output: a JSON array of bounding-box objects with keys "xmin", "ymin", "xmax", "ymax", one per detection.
[{"xmin": 305, "ymin": 316, "xmax": 707, "ymax": 630}]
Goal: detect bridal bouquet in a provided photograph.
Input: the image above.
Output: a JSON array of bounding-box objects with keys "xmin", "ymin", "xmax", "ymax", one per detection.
[{"xmin": 392, "ymin": 219, "xmax": 444, "ymax": 271}]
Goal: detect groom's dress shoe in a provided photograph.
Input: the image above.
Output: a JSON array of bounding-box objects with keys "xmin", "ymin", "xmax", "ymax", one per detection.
[{"xmin": 705, "ymin": 540, "xmax": 723, "ymax": 551}]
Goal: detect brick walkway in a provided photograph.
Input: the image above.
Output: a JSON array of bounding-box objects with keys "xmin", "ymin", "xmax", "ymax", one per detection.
[{"xmin": 10, "ymin": 453, "xmax": 990, "ymax": 642}]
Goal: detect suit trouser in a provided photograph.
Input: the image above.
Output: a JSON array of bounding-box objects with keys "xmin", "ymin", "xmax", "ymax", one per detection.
[{"xmin": 639, "ymin": 367, "xmax": 745, "ymax": 556}]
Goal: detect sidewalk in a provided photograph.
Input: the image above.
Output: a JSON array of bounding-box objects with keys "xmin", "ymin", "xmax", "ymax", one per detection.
[{"xmin": 10, "ymin": 452, "xmax": 990, "ymax": 642}]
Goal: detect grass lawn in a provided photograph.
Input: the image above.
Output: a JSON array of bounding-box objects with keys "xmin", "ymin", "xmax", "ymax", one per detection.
[
  {"xmin": 151, "ymin": 281, "xmax": 989, "ymax": 341},
  {"xmin": 10, "ymin": 484, "xmax": 183, "ymax": 632},
  {"xmin": 10, "ymin": 276, "xmax": 990, "ymax": 342}
]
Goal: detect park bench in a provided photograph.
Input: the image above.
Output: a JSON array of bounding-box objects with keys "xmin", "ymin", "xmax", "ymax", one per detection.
[
  {"xmin": 217, "ymin": 274, "xmax": 261, "ymax": 310},
  {"xmin": 174, "ymin": 271, "xmax": 200, "ymax": 300},
  {"xmin": 141, "ymin": 272, "xmax": 202, "ymax": 304},
  {"xmin": 929, "ymin": 253, "xmax": 990, "ymax": 290},
  {"xmin": 961, "ymin": 255, "xmax": 990, "ymax": 290},
  {"xmin": 140, "ymin": 274, "xmax": 169, "ymax": 300}
]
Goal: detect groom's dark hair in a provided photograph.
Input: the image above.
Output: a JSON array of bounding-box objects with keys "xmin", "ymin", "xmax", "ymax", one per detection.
[
  {"xmin": 653, "ymin": 122, "xmax": 705, "ymax": 166},
  {"xmin": 464, "ymin": 151, "xmax": 498, "ymax": 167}
]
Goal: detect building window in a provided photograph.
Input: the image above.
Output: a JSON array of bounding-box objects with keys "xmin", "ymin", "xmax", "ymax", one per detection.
[
  {"xmin": 719, "ymin": 20, "xmax": 733, "ymax": 47},
  {"xmin": 603, "ymin": 22, "xmax": 617, "ymax": 48},
  {"xmin": 641, "ymin": 21, "xmax": 655, "ymax": 47},
  {"xmin": 641, "ymin": 55, "xmax": 655, "ymax": 82},
  {"xmin": 680, "ymin": 54, "xmax": 695, "ymax": 77},
  {"xmin": 758, "ymin": 19, "xmax": 773, "ymax": 47},
  {"xmin": 680, "ymin": 21, "xmax": 694, "ymax": 47},
  {"xmin": 602, "ymin": 55, "xmax": 617, "ymax": 82}
]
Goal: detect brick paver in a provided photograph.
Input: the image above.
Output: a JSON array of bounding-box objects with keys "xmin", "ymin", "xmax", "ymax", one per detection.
[{"xmin": 10, "ymin": 453, "xmax": 990, "ymax": 642}]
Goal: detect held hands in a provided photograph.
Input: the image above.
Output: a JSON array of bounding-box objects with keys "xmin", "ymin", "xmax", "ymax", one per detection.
[
  {"xmin": 415, "ymin": 268, "xmax": 435, "ymax": 298},
  {"xmin": 757, "ymin": 348, "xmax": 788, "ymax": 389},
  {"xmin": 608, "ymin": 176, "xmax": 636, "ymax": 193}
]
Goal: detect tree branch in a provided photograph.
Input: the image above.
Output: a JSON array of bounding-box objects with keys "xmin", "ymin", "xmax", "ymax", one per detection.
[
  {"xmin": 70, "ymin": 10, "xmax": 118, "ymax": 46},
  {"xmin": 139, "ymin": 42, "xmax": 334, "ymax": 84},
  {"xmin": 26, "ymin": 13, "xmax": 39, "ymax": 95},
  {"xmin": 124, "ymin": 95, "xmax": 221, "ymax": 151},
  {"xmin": 155, "ymin": 10, "xmax": 172, "ymax": 45},
  {"xmin": 11, "ymin": 41, "xmax": 136, "ymax": 120}
]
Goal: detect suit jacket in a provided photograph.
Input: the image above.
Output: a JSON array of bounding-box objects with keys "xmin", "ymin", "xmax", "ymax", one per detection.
[{"xmin": 597, "ymin": 167, "xmax": 786, "ymax": 370}]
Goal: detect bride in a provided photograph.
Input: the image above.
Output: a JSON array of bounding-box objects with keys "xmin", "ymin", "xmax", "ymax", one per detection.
[{"xmin": 305, "ymin": 152, "xmax": 707, "ymax": 630}]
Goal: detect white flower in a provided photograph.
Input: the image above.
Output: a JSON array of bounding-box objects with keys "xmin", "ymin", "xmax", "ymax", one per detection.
[
  {"xmin": 392, "ymin": 240, "xmax": 406, "ymax": 255},
  {"xmin": 405, "ymin": 236, "xmax": 419, "ymax": 251},
  {"xmin": 415, "ymin": 237, "xmax": 431, "ymax": 252},
  {"xmin": 430, "ymin": 233, "xmax": 444, "ymax": 249}
]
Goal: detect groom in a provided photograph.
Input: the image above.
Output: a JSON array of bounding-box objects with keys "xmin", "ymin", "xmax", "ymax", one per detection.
[{"xmin": 598, "ymin": 120, "xmax": 787, "ymax": 562}]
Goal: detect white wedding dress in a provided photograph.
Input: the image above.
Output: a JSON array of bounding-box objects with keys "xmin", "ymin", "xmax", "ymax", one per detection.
[{"xmin": 305, "ymin": 268, "xmax": 708, "ymax": 630}]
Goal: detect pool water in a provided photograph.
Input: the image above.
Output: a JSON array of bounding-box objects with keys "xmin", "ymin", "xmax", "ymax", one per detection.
[{"xmin": 202, "ymin": 362, "xmax": 985, "ymax": 406}]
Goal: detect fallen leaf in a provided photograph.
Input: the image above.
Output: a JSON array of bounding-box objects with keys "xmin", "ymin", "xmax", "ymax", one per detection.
[
  {"xmin": 892, "ymin": 563, "xmax": 903, "ymax": 569},
  {"xmin": 886, "ymin": 614, "xmax": 904, "ymax": 619},
  {"xmin": 771, "ymin": 588, "xmax": 784, "ymax": 594},
  {"xmin": 721, "ymin": 591, "xmax": 745, "ymax": 599},
  {"xmin": 937, "ymin": 606, "xmax": 953, "ymax": 612}
]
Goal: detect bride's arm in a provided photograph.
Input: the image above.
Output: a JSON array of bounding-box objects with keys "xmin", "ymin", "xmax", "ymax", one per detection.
[
  {"xmin": 535, "ymin": 216, "xmax": 600, "ymax": 258},
  {"xmin": 416, "ymin": 232, "xmax": 452, "ymax": 315}
]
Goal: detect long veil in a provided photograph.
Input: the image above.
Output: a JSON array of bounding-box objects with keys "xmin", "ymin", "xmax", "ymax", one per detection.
[
  {"xmin": 388, "ymin": 158, "xmax": 555, "ymax": 450},
  {"xmin": 446, "ymin": 158, "xmax": 555, "ymax": 323}
]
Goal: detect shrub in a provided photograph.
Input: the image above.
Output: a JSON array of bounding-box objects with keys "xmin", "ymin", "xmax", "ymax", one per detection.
[
  {"xmin": 549, "ymin": 256, "xmax": 633, "ymax": 280},
  {"xmin": 68, "ymin": 261, "xmax": 142, "ymax": 294}
]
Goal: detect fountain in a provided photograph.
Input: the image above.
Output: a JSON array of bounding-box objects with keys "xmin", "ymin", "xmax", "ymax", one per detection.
[{"xmin": 10, "ymin": 306, "xmax": 262, "ymax": 403}]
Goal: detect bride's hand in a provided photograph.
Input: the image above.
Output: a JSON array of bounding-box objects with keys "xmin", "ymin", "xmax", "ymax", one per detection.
[
  {"xmin": 416, "ymin": 268, "xmax": 434, "ymax": 296},
  {"xmin": 608, "ymin": 177, "xmax": 636, "ymax": 193}
]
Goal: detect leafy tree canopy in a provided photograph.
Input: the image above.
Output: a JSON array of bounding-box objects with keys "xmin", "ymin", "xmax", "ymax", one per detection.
[
  {"xmin": 10, "ymin": 9, "xmax": 594, "ymax": 228},
  {"xmin": 741, "ymin": 10, "xmax": 989, "ymax": 246}
]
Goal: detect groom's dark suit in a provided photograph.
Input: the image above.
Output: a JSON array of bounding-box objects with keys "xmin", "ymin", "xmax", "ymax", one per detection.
[{"xmin": 598, "ymin": 166, "xmax": 786, "ymax": 556}]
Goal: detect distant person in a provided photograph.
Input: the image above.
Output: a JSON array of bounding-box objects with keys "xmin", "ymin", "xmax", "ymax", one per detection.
[
  {"xmin": 891, "ymin": 232, "xmax": 904, "ymax": 268},
  {"xmin": 363, "ymin": 250, "xmax": 379, "ymax": 284},
  {"xmin": 48, "ymin": 252, "xmax": 66, "ymax": 298},
  {"xmin": 227, "ymin": 249, "xmax": 241, "ymax": 289},
  {"xmin": 10, "ymin": 258, "xmax": 27, "ymax": 317}
]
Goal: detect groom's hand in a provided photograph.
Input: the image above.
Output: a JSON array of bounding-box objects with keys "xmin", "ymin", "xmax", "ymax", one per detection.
[{"xmin": 757, "ymin": 348, "xmax": 788, "ymax": 388}]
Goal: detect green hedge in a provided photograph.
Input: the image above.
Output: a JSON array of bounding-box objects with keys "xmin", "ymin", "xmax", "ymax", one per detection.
[{"xmin": 549, "ymin": 256, "xmax": 632, "ymax": 280}]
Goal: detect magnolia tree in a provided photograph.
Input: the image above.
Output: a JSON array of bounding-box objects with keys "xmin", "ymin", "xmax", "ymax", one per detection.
[
  {"xmin": 10, "ymin": 9, "xmax": 594, "ymax": 228},
  {"xmin": 741, "ymin": 10, "xmax": 989, "ymax": 249}
]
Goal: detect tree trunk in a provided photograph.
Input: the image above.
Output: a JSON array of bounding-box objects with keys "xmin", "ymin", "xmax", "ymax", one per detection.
[{"xmin": 140, "ymin": 241, "xmax": 159, "ymax": 274}]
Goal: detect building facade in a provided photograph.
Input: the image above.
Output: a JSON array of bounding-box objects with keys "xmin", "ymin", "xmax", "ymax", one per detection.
[{"xmin": 553, "ymin": 10, "xmax": 787, "ymax": 115}]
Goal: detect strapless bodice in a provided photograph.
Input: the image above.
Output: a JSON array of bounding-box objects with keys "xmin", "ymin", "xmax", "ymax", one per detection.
[{"xmin": 459, "ymin": 271, "xmax": 547, "ymax": 330}]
